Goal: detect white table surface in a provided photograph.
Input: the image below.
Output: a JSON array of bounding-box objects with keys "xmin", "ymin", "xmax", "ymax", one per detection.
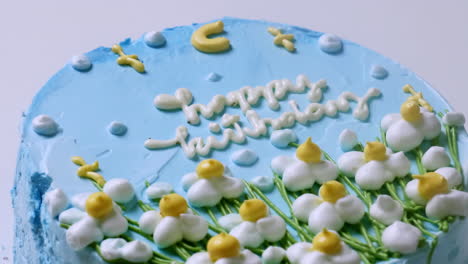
[{"xmin": 1, "ymin": 0, "xmax": 467, "ymax": 262}]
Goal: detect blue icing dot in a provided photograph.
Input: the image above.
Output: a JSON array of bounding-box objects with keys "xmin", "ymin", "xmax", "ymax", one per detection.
[
  {"xmin": 206, "ymin": 72, "xmax": 222, "ymax": 82},
  {"xmin": 71, "ymin": 55, "xmax": 92, "ymax": 72},
  {"xmin": 32, "ymin": 114, "xmax": 59, "ymax": 137},
  {"xmin": 318, "ymin": 33, "xmax": 343, "ymax": 54},
  {"xmin": 270, "ymin": 129, "xmax": 297, "ymax": 148},
  {"xmin": 108, "ymin": 121, "xmax": 127, "ymax": 136},
  {"xmin": 370, "ymin": 65, "xmax": 389, "ymax": 79},
  {"xmin": 231, "ymin": 149, "xmax": 258, "ymax": 166},
  {"xmin": 251, "ymin": 176, "xmax": 274, "ymax": 193},
  {"xmin": 144, "ymin": 31, "xmax": 166, "ymax": 48}
]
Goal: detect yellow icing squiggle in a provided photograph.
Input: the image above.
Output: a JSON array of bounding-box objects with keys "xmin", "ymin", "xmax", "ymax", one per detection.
[
  {"xmin": 268, "ymin": 27, "xmax": 295, "ymax": 52},
  {"xmin": 71, "ymin": 156, "xmax": 106, "ymax": 187},
  {"xmin": 111, "ymin": 44, "xmax": 145, "ymax": 73},
  {"xmin": 191, "ymin": 21, "xmax": 230, "ymax": 53},
  {"xmin": 402, "ymin": 84, "xmax": 433, "ymax": 112}
]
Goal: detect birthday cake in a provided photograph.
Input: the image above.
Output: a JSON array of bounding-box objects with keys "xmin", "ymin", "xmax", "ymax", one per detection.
[{"xmin": 13, "ymin": 17, "xmax": 468, "ymax": 264}]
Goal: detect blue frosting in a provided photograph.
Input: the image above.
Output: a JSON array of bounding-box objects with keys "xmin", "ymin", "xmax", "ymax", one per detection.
[
  {"xmin": 13, "ymin": 17, "xmax": 468, "ymax": 264},
  {"xmin": 205, "ymin": 72, "xmax": 222, "ymax": 82}
]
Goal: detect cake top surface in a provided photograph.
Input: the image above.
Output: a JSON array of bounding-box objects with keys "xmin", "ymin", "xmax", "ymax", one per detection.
[{"xmin": 15, "ymin": 17, "xmax": 468, "ymax": 264}]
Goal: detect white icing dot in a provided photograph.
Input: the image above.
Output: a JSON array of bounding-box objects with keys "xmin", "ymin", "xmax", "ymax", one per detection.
[
  {"xmin": 231, "ymin": 149, "xmax": 258, "ymax": 166},
  {"xmin": 442, "ymin": 112, "xmax": 466, "ymax": 127},
  {"xmin": 251, "ymin": 176, "xmax": 274, "ymax": 193},
  {"xmin": 144, "ymin": 31, "xmax": 166, "ymax": 48},
  {"xmin": 318, "ymin": 33, "xmax": 343, "ymax": 54},
  {"xmin": 32, "ymin": 114, "xmax": 59, "ymax": 137},
  {"xmin": 270, "ymin": 129, "xmax": 297, "ymax": 148},
  {"xmin": 146, "ymin": 182, "xmax": 173, "ymax": 199},
  {"xmin": 108, "ymin": 121, "xmax": 127, "ymax": 136},
  {"xmin": 206, "ymin": 72, "xmax": 222, "ymax": 82},
  {"xmin": 120, "ymin": 240, "xmax": 153, "ymax": 263},
  {"xmin": 71, "ymin": 55, "xmax": 92, "ymax": 71},
  {"xmin": 370, "ymin": 65, "xmax": 389, "ymax": 79},
  {"xmin": 382, "ymin": 221, "xmax": 421, "ymax": 254},
  {"xmin": 338, "ymin": 129, "xmax": 358, "ymax": 151}
]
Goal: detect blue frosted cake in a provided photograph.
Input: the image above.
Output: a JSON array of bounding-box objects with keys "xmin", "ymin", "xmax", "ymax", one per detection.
[{"xmin": 13, "ymin": 17, "xmax": 468, "ymax": 264}]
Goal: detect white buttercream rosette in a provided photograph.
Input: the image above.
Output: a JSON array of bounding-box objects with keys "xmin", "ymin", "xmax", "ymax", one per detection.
[
  {"xmin": 182, "ymin": 159, "xmax": 244, "ymax": 207},
  {"xmin": 59, "ymin": 192, "xmax": 128, "ymax": 250},
  {"xmin": 218, "ymin": 199, "xmax": 286, "ymax": 247},
  {"xmin": 187, "ymin": 249, "xmax": 261, "ymax": 264},
  {"xmin": 337, "ymin": 143, "xmax": 411, "ymax": 190},
  {"xmin": 286, "ymin": 230, "xmax": 360, "ymax": 264},
  {"xmin": 381, "ymin": 103, "xmax": 441, "ymax": 152},
  {"xmin": 405, "ymin": 169, "xmax": 468, "ymax": 219},
  {"xmin": 100, "ymin": 238, "xmax": 153, "ymax": 263},
  {"xmin": 292, "ymin": 181, "xmax": 365, "ymax": 233}
]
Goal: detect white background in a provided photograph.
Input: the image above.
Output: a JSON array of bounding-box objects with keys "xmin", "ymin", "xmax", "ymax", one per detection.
[{"xmin": 1, "ymin": 0, "xmax": 467, "ymax": 262}]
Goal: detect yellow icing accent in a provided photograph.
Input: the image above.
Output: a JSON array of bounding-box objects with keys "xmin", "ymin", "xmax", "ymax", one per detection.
[
  {"xmin": 72, "ymin": 157, "xmax": 106, "ymax": 187},
  {"xmin": 196, "ymin": 159, "xmax": 224, "ymax": 179},
  {"xmin": 403, "ymin": 84, "xmax": 433, "ymax": 112},
  {"xmin": 207, "ymin": 233, "xmax": 241, "ymax": 261},
  {"xmin": 312, "ymin": 229, "xmax": 342, "ymax": 254},
  {"xmin": 159, "ymin": 193, "xmax": 188, "ymax": 217},
  {"xmin": 191, "ymin": 21, "xmax": 230, "ymax": 53},
  {"xmin": 413, "ymin": 172, "xmax": 449, "ymax": 200},
  {"xmin": 400, "ymin": 100, "xmax": 422, "ymax": 123},
  {"xmin": 364, "ymin": 141, "xmax": 388, "ymax": 161},
  {"xmin": 267, "ymin": 27, "xmax": 295, "ymax": 52},
  {"xmin": 239, "ymin": 199, "xmax": 268, "ymax": 222},
  {"xmin": 319, "ymin": 181, "xmax": 347, "ymax": 203},
  {"xmin": 296, "ymin": 137, "xmax": 322, "ymax": 163},
  {"xmin": 85, "ymin": 192, "xmax": 113, "ymax": 219},
  {"xmin": 111, "ymin": 44, "xmax": 145, "ymax": 73}
]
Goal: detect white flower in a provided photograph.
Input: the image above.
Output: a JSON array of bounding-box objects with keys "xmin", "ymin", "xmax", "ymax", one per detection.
[
  {"xmin": 286, "ymin": 231, "xmax": 360, "ymax": 264},
  {"xmin": 262, "ymin": 246, "xmax": 286, "ymax": 264},
  {"xmin": 139, "ymin": 194, "xmax": 208, "ymax": 248},
  {"xmin": 370, "ymin": 195, "xmax": 404, "ymax": 225},
  {"xmin": 182, "ymin": 159, "xmax": 244, "ymax": 207},
  {"xmin": 219, "ymin": 200, "xmax": 286, "ymax": 247},
  {"xmin": 44, "ymin": 188, "xmax": 68, "ymax": 217},
  {"xmin": 381, "ymin": 102, "xmax": 441, "ymax": 152},
  {"xmin": 292, "ymin": 182, "xmax": 365, "ymax": 233},
  {"xmin": 421, "ymin": 146, "xmax": 450, "ymax": 171},
  {"xmin": 103, "ymin": 178, "xmax": 135, "ymax": 203},
  {"xmin": 186, "ymin": 250, "xmax": 261, "ymax": 264},
  {"xmin": 61, "ymin": 192, "xmax": 128, "ymax": 250},
  {"xmin": 337, "ymin": 142, "xmax": 411, "ymax": 190},
  {"xmin": 100, "ymin": 238, "xmax": 153, "ymax": 263},
  {"xmin": 382, "ymin": 221, "xmax": 421, "ymax": 254},
  {"xmin": 271, "ymin": 138, "xmax": 338, "ymax": 192},
  {"xmin": 405, "ymin": 170, "xmax": 468, "ymax": 219}
]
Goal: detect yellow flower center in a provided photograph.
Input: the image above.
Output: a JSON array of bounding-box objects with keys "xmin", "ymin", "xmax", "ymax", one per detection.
[
  {"xmin": 364, "ymin": 141, "xmax": 388, "ymax": 162},
  {"xmin": 85, "ymin": 192, "xmax": 113, "ymax": 219},
  {"xmin": 413, "ymin": 172, "xmax": 449, "ymax": 200},
  {"xmin": 312, "ymin": 229, "xmax": 342, "ymax": 254},
  {"xmin": 196, "ymin": 159, "xmax": 224, "ymax": 179},
  {"xmin": 159, "ymin": 193, "xmax": 188, "ymax": 217},
  {"xmin": 319, "ymin": 181, "xmax": 347, "ymax": 203},
  {"xmin": 296, "ymin": 137, "xmax": 322, "ymax": 163},
  {"xmin": 400, "ymin": 100, "xmax": 422, "ymax": 123},
  {"xmin": 207, "ymin": 233, "xmax": 241, "ymax": 261},
  {"xmin": 239, "ymin": 199, "xmax": 268, "ymax": 222}
]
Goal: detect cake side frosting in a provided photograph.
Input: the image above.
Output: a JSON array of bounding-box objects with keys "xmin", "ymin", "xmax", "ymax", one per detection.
[{"xmin": 13, "ymin": 17, "xmax": 468, "ymax": 264}]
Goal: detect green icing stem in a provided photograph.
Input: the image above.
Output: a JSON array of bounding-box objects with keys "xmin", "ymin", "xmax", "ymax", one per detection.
[
  {"xmin": 206, "ymin": 208, "xmax": 226, "ymax": 232},
  {"xmin": 272, "ymin": 173, "xmax": 307, "ymax": 241}
]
